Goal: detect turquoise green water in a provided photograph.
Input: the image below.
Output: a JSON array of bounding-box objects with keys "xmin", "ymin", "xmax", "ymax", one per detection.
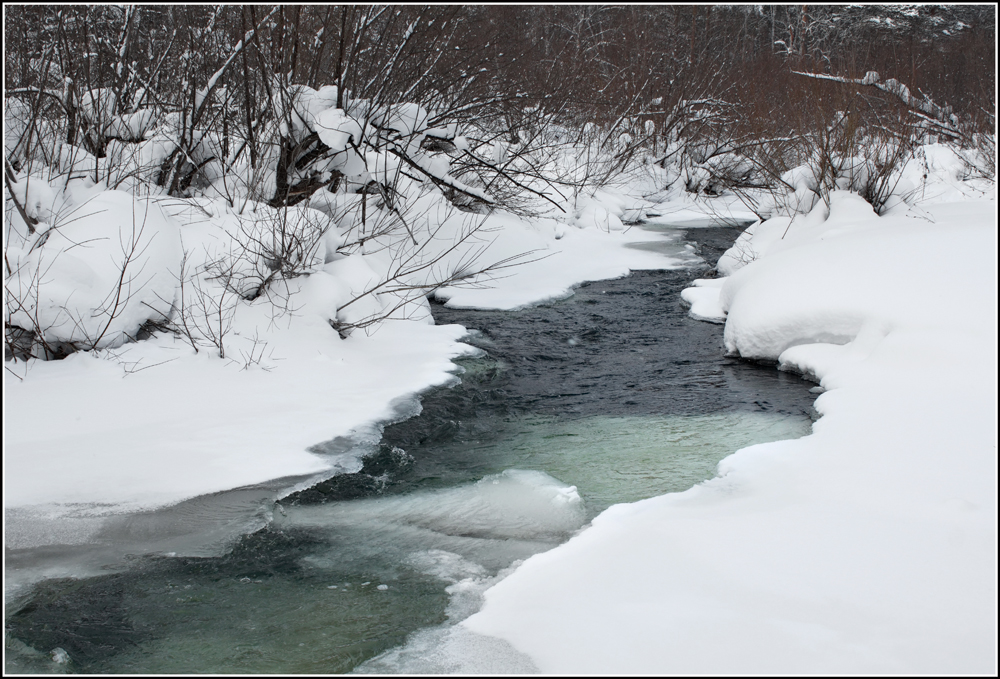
[{"xmin": 5, "ymin": 410, "xmax": 810, "ymax": 675}]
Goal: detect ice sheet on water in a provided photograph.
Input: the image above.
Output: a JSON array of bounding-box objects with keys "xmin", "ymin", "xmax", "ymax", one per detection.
[
  {"xmin": 277, "ymin": 469, "xmax": 586, "ymax": 543},
  {"xmin": 405, "ymin": 549, "xmax": 487, "ymax": 584},
  {"xmin": 355, "ymin": 558, "xmax": 539, "ymax": 675},
  {"xmin": 354, "ymin": 624, "xmax": 538, "ymax": 674}
]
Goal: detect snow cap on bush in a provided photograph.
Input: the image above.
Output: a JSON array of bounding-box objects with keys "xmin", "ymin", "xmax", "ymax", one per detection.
[{"xmin": 7, "ymin": 184, "xmax": 182, "ymax": 352}]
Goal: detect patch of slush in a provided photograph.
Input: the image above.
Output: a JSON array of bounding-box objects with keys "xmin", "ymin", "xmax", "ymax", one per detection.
[
  {"xmin": 4, "ymin": 478, "xmax": 306, "ymax": 603},
  {"xmin": 354, "ymin": 552, "xmax": 540, "ymax": 673},
  {"xmin": 623, "ymin": 236, "xmax": 704, "ymax": 261},
  {"xmin": 355, "ymin": 624, "xmax": 538, "ymax": 674}
]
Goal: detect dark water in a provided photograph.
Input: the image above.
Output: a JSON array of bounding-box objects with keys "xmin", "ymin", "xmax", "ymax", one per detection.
[
  {"xmin": 4, "ymin": 227, "xmax": 817, "ymax": 674},
  {"xmin": 302, "ymin": 227, "xmax": 812, "ymax": 502}
]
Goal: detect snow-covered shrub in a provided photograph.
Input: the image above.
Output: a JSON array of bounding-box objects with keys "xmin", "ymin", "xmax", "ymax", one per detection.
[
  {"xmin": 159, "ymin": 199, "xmax": 344, "ymax": 357},
  {"xmin": 216, "ymin": 205, "xmax": 335, "ymax": 301},
  {"xmin": 5, "ymin": 95, "xmax": 65, "ymax": 172},
  {"xmin": 724, "ymin": 100, "xmax": 921, "ymax": 220},
  {"xmin": 955, "ymin": 133, "xmax": 996, "ymax": 181},
  {"xmin": 682, "ymin": 152, "xmax": 762, "ymax": 196},
  {"xmin": 5, "ymin": 174, "xmax": 181, "ymax": 358}
]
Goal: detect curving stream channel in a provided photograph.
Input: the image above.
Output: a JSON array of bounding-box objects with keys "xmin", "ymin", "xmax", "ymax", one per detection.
[{"xmin": 4, "ymin": 224, "xmax": 817, "ymax": 674}]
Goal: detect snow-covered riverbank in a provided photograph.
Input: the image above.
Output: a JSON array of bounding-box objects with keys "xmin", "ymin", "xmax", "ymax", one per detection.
[
  {"xmin": 450, "ymin": 166, "xmax": 997, "ymax": 673},
  {"xmin": 4, "ymin": 190, "xmax": 735, "ymax": 551}
]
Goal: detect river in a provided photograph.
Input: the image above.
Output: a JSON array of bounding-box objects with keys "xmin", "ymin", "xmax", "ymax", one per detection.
[{"xmin": 4, "ymin": 224, "xmax": 817, "ymax": 674}]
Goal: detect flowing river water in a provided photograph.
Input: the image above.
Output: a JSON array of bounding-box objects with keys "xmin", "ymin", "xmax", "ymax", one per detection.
[{"xmin": 4, "ymin": 224, "xmax": 818, "ymax": 674}]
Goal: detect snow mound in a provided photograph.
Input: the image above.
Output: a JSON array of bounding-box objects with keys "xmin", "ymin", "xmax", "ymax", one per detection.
[
  {"xmin": 7, "ymin": 186, "xmax": 181, "ymax": 350},
  {"xmin": 679, "ymin": 277, "xmax": 726, "ymax": 323}
]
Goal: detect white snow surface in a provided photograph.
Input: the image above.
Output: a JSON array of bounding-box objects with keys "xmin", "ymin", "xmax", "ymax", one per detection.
[
  {"xmin": 4, "ymin": 320, "xmax": 472, "ymax": 511},
  {"xmin": 6, "ymin": 189, "xmax": 181, "ymax": 349},
  {"xmin": 679, "ymin": 277, "xmax": 726, "ymax": 323},
  {"xmin": 434, "ymin": 211, "xmax": 683, "ymax": 310},
  {"xmin": 455, "ymin": 186, "xmax": 997, "ymax": 673}
]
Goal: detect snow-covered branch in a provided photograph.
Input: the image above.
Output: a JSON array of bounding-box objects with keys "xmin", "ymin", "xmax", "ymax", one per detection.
[
  {"xmin": 193, "ymin": 6, "xmax": 280, "ymax": 127},
  {"xmin": 792, "ymin": 70, "xmax": 959, "ymax": 128}
]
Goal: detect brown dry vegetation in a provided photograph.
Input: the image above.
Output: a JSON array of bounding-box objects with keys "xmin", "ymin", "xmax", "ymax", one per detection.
[{"xmin": 4, "ymin": 5, "xmax": 994, "ymax": 203}]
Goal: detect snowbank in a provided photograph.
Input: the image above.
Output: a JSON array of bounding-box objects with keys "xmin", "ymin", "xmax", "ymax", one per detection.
[
  {"xmin": 455, "ymin": 188, "xmax": 997, "ymax": 672},
  {"xmin": 434, "ymin": 210, "xmax": 690, "ymax": 310},
  {"xmin": 679, "ymin": 277, "xmax": 726, "ymax": 323},
  {"xmin": 4, "ymin": 320, "xmax": 471, "ymax": 512},
  {"xmin": 6, "ymin": 189, "xmax": 181, "ymax": 350}
]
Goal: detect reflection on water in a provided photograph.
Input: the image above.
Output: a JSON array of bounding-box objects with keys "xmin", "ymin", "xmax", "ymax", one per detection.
[{"xmin": 5, "ymin": 226, "xmax": 816, "ymax": 674}]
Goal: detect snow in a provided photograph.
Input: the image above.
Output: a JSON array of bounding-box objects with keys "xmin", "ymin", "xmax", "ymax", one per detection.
[
  {"xmin": 291, "ymin": 85, "xmax": 339, "ymax": 135},
  {"xmin": 313, "ymin": 107, "xmax": 363, "ymax": 154},
  {"xmin": 107, "ymin": 108, "xmax": 158, "ymax": 141},
  {"xmin": 720, "ymin": 192, "xmax": 991, "ymax": 359},
  {"xmin": 6, "ymin": 189, "xmax": 181, "ymax": 349},
  {"xmin": 433, "ymin": 210, "xmax": 687, "ymax": 311},
  {"xmin": 79, "ymin": 88, "xmax": 118, "ymax": 125},
  {"xmin": 381, "ymin": 102, "xmax": 430, "ymax": 137},
  {"xmin": 679, "ymin": 277, "xmax": 726, "ymax": 323},
  {"xmin": 4, "ymin": 317, "xmax": 472, "ymax": 513},
  {"xmin": 449, "ymin": 172, "xmax": 997, "ymax": 673}
]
